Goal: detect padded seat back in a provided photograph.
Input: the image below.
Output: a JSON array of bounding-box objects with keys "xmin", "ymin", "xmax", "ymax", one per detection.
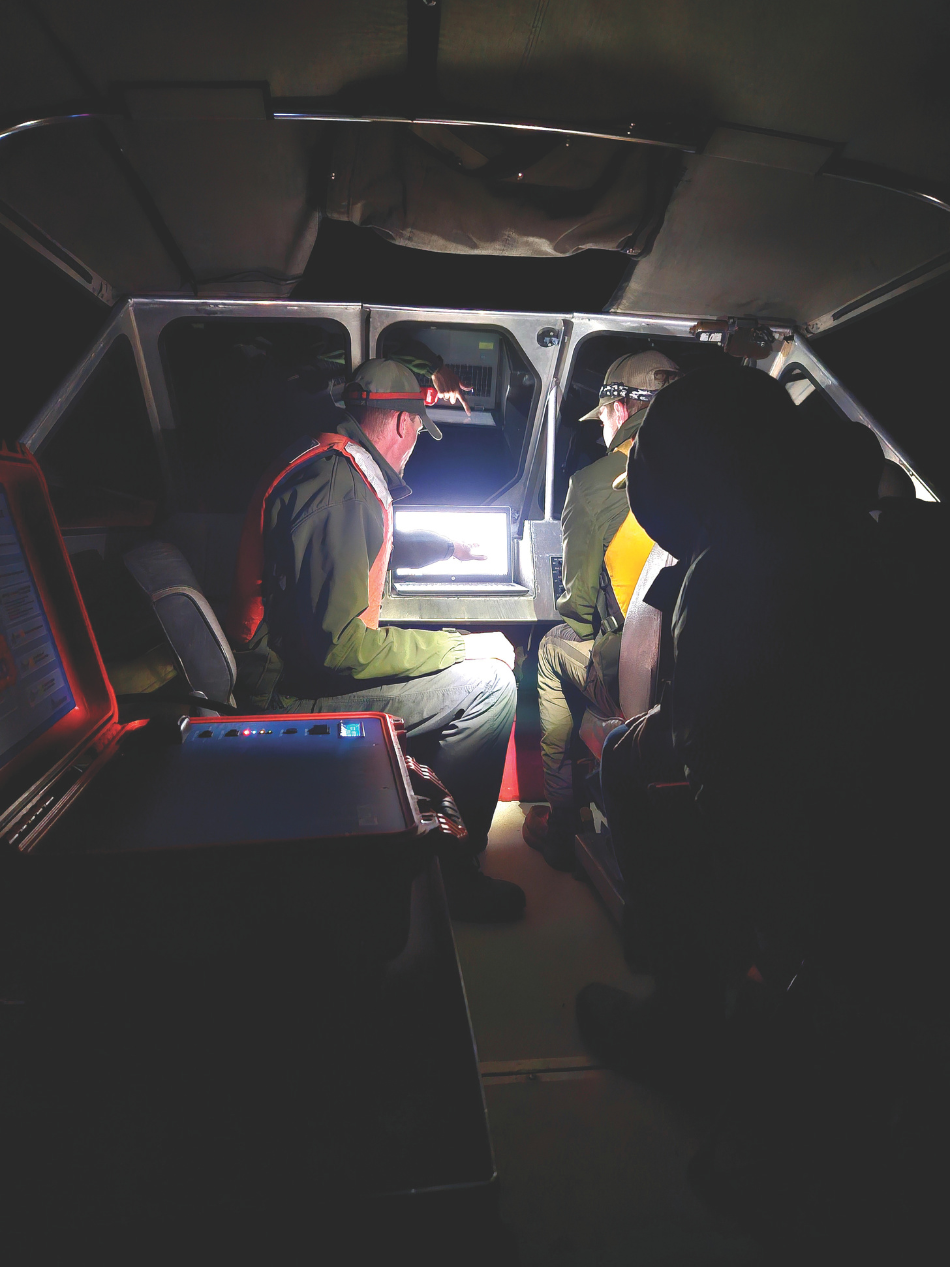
[
  {"xmin": 618, "ymin": 542, "xmax": 677, "ymax": 720},
  {"xmin": 123, "ymin": 541, "xmax": 237, "ymax": 705},
  {"xmin": 578, "ymin": 542, "xmax": 678, "ymax": 760}
]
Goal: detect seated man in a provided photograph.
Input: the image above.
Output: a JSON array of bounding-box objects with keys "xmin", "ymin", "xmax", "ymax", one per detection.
[
  {"xmin": 226, "ymin": 358, "xmax": 525, "ymax": 923},
  {"xmin": 524, "ymin": 351, "xmax": 681, "ymax": 868}
]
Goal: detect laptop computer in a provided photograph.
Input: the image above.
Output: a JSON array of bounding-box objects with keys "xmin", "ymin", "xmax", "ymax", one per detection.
[{"xmin": 391, "ymin": 506, "xmax": 529, "ymax": 595}]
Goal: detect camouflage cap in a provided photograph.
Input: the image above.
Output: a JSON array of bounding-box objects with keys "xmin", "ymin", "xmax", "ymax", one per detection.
[
  {"xmin": 342, "ymin": 358, "xmax": 442, "ymax": 439},
  {"xmin": 579, "ymin": 351, "xmax": 682, "ymax": 421}
]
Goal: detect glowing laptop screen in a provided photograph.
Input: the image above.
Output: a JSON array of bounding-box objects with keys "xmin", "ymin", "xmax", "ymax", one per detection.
[{"xmin": 393, "ymin": 508, "xmax": 511, "ymax": 579}]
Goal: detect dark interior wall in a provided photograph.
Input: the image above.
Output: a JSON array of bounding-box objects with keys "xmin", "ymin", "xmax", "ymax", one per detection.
[
  {"xmin": 0, "ymin": 230, "xmax": 109, "ymax": 445},
  {"xmin": 814, "ymin": 274, "xmax": 949, "ymax": 498}
]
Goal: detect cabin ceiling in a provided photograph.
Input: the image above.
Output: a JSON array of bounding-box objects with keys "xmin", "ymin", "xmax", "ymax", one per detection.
[{"xmin": 0, "ymin": 1, "xmax": 948, "ymax": 326}]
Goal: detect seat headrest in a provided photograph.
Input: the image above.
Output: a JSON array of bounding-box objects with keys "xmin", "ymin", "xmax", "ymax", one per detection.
[{"xmin": 123, "ymin": 541, "xmax": 237, "ymax": 704}]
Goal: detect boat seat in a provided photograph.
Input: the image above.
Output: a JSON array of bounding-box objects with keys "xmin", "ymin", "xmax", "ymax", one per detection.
[
  {"xmin": 577, "ymin": 710, "xmax": 623, "ymax": 762},
  {"xmin": 158, "ymin": 511, "xmax": 245, "ymax": 624},
  {"xmin": 123, "ymin": 540, "xmax": 237, "ymax": 707},
  {"xmin": 578, "ymin": 542, "xmax": 677, "ymax": 757}
]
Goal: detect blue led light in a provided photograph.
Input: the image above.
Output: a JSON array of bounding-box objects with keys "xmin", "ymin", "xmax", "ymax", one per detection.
[{"xmin": 338, "ymin": 721, "xmax": 363, "ymax": 738}]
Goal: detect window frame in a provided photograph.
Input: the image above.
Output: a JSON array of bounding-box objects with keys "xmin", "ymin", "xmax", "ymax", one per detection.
[{"xmin": 374, "ymin": 316, "xmax": 542, "ymax": 505}]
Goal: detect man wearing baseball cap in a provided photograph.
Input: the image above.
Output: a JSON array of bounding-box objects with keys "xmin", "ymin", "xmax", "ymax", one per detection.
[
  {"xmin": 227, "ymin": 358, "xmax": 525, "ymax": 923},
  {"xmin": 525, "ymin": 350, "xmax": 681, "ymax": 869}
]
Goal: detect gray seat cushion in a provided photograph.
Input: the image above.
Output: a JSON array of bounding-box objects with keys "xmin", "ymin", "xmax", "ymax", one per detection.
[
  {"xmin": 123, "ymin": 540, "xmax": 237, "ymax": 705},
  {"xmin": 578, "ymin": 542, "xmax": 677, "ymax": 759},
  {"xmin": 617, "ymin": 542, "xmax": 676, "ymax": 721}
]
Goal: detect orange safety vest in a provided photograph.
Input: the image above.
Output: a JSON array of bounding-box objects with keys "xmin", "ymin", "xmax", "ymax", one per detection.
[{"xmin": 226, "ymin": 432, "xmax": 394, "ymax": 647}]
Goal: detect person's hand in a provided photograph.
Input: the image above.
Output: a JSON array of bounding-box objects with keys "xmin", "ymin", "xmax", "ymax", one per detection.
[
  {"xmin": 460, "ymin": 632, "xmax": 515, "ymax": 670},
  {"xmin": 432, "ymin": 366, "xmax": 473, "ymax": 415},
  {"xmin": 452, "ymin": 541, "xmax": 488, "ymax": 562}
]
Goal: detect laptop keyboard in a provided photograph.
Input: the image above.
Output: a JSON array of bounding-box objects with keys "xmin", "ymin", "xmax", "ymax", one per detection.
[{"xmin": 393, "ymin": 581, "xmax": 529, "ymax": 593}]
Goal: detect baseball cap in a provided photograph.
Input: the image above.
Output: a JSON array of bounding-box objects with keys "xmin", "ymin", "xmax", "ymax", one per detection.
[
  {"xmin": 579, "ymin": 351, "xmax": 682, "ymax": 422},
  {"xmin": 342, "ymin": 358, "xmax": 443, "ymax": 440}
]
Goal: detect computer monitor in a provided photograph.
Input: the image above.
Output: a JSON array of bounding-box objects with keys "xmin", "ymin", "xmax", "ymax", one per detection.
[
  {"xmin": 393, "ymin": 507, "xmax": 512, "ymax": 582},
  {"xmin": 410, "ymin": 328, "xmax": 500, "ymax": 428},
  {"xmin": 0, "ymin": 485, "xmax": 76, "ymax": 771}
]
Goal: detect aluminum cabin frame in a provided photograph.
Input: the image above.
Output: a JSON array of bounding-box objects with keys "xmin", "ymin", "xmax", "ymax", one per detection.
[{"xmin": 19, "ymin": 298, "xmax": 937, "ymax": 627}]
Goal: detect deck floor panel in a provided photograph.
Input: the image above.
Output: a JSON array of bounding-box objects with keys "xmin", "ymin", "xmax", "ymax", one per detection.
[{"xmin": 456, "ymin": 802, "xmax": 764, "ymax": 1266}]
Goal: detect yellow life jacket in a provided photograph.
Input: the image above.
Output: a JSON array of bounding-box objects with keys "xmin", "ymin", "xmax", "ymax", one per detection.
[{"xmin": 604, "ymin": 511, "xmax": 654, "ymax": 617}]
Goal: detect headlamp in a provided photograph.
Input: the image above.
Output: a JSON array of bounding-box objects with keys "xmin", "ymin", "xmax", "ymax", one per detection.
[{"xmin": 598, "ymin": 382, "xmax": 660, "ymax": 403}]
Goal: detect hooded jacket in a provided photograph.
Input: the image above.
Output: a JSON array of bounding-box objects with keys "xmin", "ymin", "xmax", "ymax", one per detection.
[{"xmin": 627, "ymin": 366, "xmax": 886, "ymax": 814}]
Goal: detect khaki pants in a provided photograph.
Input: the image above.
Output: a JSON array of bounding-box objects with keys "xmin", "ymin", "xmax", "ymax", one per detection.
[{"xmin": 537, "ymin": 624, "xmax": 619, "ymax": 809}]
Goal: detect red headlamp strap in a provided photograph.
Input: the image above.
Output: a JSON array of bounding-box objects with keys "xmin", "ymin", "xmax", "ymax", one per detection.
[{"xmin": 343, "ymin": 387, "xmax": 435, "ymax": 410}]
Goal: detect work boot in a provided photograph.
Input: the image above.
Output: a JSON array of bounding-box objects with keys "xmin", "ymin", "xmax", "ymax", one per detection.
[
  {"xmin": 522, "ymin": 804, "xmax": 580, "ymax": 872},
  {"xmin": 442, "ymin": 854, "xmax": 526, "ymax": 924}
]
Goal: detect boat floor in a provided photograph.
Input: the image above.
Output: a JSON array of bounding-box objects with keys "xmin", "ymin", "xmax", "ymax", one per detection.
[{"xmin": 458, "ymin": 801, "xmax": 763, "ymax": 1267}]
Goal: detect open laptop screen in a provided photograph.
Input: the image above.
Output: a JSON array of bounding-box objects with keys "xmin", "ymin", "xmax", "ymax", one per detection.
[
  {"xmin": 0, "ymin": 486, "xmax": 76, "ymax": 771},
  {"xmin": 393, "ymin": 507, "xmax": 511, "ymax": 581}
]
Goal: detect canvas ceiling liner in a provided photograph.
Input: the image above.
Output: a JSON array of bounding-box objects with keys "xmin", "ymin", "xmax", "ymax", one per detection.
[
  {"xmin": 324, "ymin": 123, "xmax": 681, "ymax": 256},
  {"xmin": 0, "ymin": 107, "xmax": 323, "ymax": 298},
  {"xmin": 614, "ymin": 147, "xmax": 950, "ymax": 329},
  {"xmin": 0, "ymin": 0, "xmax": 948, "ymax": 318}
]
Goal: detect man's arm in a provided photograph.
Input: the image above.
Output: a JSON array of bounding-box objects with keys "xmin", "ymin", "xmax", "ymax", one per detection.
[
  {"xmin": 556, "ymin": 478, "xmax": 601, "ymax": 639},
  {"xmin": 391, "ymin": 530, "xmax": 455, "ymax": 573},
  {"xmin": 391, "ymin": 531, "xmax": 488, "ymax": 572},
  {"xmin": 298, "ymin": 499, "xmax": 466, "ymax": 680},
  {"xmin": 389, "ymin": 339, "xmax": 473, "ymax": 415}
]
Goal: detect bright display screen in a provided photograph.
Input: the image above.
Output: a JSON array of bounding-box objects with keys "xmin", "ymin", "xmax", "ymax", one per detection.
[
  {"xmin": 393, "ymin": 509, "xmax": 510, "ymax": 578},
  {"xmin": 0, "ymin": 486, "xmax": 76, "ymax": 770}
]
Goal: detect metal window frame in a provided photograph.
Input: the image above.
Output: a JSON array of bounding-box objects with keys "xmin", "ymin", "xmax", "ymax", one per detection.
[
  {"xmin": 367, "ymin": 304, "xmax": 568, "ymax": 521},
  {"xmin": 20, "ymin": 300, "xmax": 936, "ymax": 527},
  {"xmin": 768, "ymin": 334, "xmax": 938, "ymax": 501}
]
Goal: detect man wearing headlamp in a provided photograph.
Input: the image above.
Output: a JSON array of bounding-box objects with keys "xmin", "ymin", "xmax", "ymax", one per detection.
[
  {"xmin": 525, "ymin": 351, "xmax": 681, "ymax": 869},
  {"xmin": 227, "ymin": 358, "xmax": 525, "ymax": 924}
]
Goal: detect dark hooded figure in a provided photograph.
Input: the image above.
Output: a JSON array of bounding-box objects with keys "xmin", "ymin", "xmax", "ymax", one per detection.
[
  {"xmin": 583, "ymin": 365, "xmax": 945, "ymax": 1254},
  {"xmin": 577, "ymin": 364, "xmax": 897, "ymax": 1078}
]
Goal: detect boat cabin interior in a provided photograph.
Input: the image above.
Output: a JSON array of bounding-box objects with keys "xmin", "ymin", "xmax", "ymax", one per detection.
[{"xmin": 1, "ymin": 3, "xmax": 947, "ymax": 1262}]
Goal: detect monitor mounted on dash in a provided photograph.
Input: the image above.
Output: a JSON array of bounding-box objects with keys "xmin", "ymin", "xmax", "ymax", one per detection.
[
  {"xmin": 415, "ymin": 328, "xmax": 500, "ymax": 429},
  {"xmin": 391, "ymin": 507, "xmax": 528, "ymax": 595}
]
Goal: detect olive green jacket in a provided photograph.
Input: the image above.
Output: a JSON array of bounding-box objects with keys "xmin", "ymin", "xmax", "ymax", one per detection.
[
  {"xmin": 556, "ymin": 414, "xmax": 643, "ymax": 640},
  {"xmin": 258, "ymin": 414, "xmax": 465, "ymax": 697}
]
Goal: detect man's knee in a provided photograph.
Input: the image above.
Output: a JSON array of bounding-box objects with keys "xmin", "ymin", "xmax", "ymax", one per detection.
[
  {"xmin": 480, "ymin": 659, "xmax": 517, "ymax": 718},
  {"xmin": 538, "ymin": 624, "xmax": 573, "ymax": 673},
  {"xmin": 444, "ymin": 658, "xmax": 516, "ymax": 720}
]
